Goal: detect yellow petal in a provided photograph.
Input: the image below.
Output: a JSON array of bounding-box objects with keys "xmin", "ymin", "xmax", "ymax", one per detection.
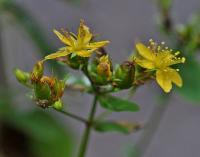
[
  {"xmin": 86, "ymin": 41, "xmax": 110, "ymax": 49},
  {"xmin": 53, "ymin": 29, "xmax": 74, "ymax": 46},
  {"xmin": 167, "ymin": 68, "xmax": 182, "ymax": 87},
  {"xmin": 156, "ymin": 69, "xmax": 172, "ymax": 93},
  {"xmin": 45, "ymin": 50, "xmax": 71, "ymax": 60},
  {"xmin": 136, "ymin": 43, "xmax": 154, "ymax": 61},
  {"xmin": 76, "ymin": 49, "xmax": 96, "ymax": 57},
  {"xmin": 134, "ymin": 58, "xmax": 155, "ymax": 69},
  {"xmin": 77, "ymin": 20, "xmax": 92, "ymax": 45}
]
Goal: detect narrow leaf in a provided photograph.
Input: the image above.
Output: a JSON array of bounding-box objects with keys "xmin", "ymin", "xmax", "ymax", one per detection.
[{"xmin": 94, "ymin": 121, "xmax": 141, "ymax": 134}]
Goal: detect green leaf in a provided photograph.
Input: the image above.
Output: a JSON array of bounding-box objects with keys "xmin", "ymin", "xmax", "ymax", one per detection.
[
  {"xmin": 157, "ymin": 0, "xmax": 172, "ymax": 10},
  {"xmin": 94, "ymin": 121, "xmax": 141, "ymax": 134},
  {"xmin": 177, "ymin": 56, "xmax": 200, "ymax": 103},
  {"xmin": 98, "ymin": 95, "xmax": 140, "ymax": 112}
]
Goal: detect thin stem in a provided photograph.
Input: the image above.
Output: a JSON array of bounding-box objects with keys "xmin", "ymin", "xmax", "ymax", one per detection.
[
  {"xmin": 77, "ymin": 95, "xmax": 98, "ymax": 157},
  {"xmin": 55, "ymin": 109, "xmax": 88, "ymax": 124}
]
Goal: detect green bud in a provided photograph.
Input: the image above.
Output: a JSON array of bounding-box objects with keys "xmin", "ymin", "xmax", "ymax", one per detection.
[
  {"xmin": 90, "ymin": 55, "xmax": 113, "ymax": 85},
  {"xmin": 14, "ymin": 68, "xmax": 30, "ymax": 85},
  {"xmin": 51, "ymin": 78, "xmax": 65, "ymax": 101},
  {"xmin": 34, "ymin": 82, "xmax": 51, "ymax": 101},
  {"xmin": 63, "ymin": 53, "xmax": 88, "ymax": 69},
  {"xmin": 53, "ymin": 99, "xmax": 63, "ymax": 110},
  {"xmin": 113, "ymin": 61, "xmax": 135, "ymax": 89},
  {"xmin": 31, "ymin": 61, "xmax": 44, "ymax": 82}
]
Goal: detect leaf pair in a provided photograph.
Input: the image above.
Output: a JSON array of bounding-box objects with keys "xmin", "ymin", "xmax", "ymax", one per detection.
[{"xmin": 95, "ymin": 94, "xmax": 140, "ymax": 134}]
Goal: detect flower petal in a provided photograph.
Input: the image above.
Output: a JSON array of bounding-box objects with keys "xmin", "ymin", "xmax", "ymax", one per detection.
[
  {"xmin": 136, "ymin": 43, "xmax": 154, "ymax": 61},
  {"xmin": 134, "ymin": 58, "xmax": 155, "ymax": 69},
  {"xmin": 45, "ymin": 50, "xmax": 71, "ymax": 60},
  {"xmin": 76, "ymin": 49, "xmax": 97, "ymax": 57},
  {"xmin": 86, "ymin": 41, "xmax": 110, "ymax": 49},
  {"xmin": 156, "ymin": 69, "xmax": 172, "ymax": 93},
  {"xmin": 53, "ymin": 29, "xmax": 74, "ymax": 46},
  {"xmin": 167, "ymin": 68, "xmax": 182, "ymax": 87},
  {"xmin": 77, "ymin": 20, "xmax": 92, "ymax": 45}
]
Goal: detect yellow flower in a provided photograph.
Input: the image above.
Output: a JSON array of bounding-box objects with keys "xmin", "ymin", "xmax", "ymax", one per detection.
[
  {"xmin": 134, "ymin": 39, "xmax": 185, "ymax": 93},
  {"xmin": 45, "ymin": 20, "xmax": 110, "ymax": 60}
]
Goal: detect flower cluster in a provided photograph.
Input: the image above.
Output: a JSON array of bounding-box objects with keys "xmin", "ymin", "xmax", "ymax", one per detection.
[
  {"xmin": 15, "ymin": 20, "xmax": 186, "ymax": 110},
  {"xmin": 15, "ymin": 61, "xmax": 65, "ymax": 109}
]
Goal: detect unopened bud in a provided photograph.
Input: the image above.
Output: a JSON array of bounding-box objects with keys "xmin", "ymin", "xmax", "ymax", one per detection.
[
  {"xmin": 97, "ymin": 55, "xmax": 112, "ymax": 80},
  {"xmin": 113, "ymin": 61, "xmax": 135, "ymax": 89},
  {"xmin": 51, "ymin": 78, "xmax": 65, "ymax": 101},
  {"xmin": 14, "ymin": 68, "xmax": 30, "ymax": 85},
  {"xmin": 34, "ymin": 82, "xmax": 51, "ymax": 101},
  {"xmin": 31, "ymin": 61, "xmax": 44, "ymax": 82},
  {"xmin": 90, "ymin": 55, "xmax": 113, "ymax": 85},
  {"xmin": 53, "ymin": 99, "xmax": 63, "ymax": 110},
  {"xmin": 58, "ymin": 54, "xmax": 88, "ymax": 69}
]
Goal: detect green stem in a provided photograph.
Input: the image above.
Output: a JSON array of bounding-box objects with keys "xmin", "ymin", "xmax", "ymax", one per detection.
[
  {"xmin": 78, "ymin": 95, "xmax": 98, "ymax": 157},
  {"xmin": 55, "ymin": 109, "xmax": 88, "ymax": 124}
]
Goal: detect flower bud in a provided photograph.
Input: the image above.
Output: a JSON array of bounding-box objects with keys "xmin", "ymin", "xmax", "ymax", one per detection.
[
  {"xmin": 90, "ymin": 55, "xmax": 113, "ymax": 85},
  {"xmin": 31, "ymin": 61, "xmax": 44, "ymax": 82},
  {"xmin": 51, "ymin": 78, "xmax": 65, "ymax": 101},
  {"xmin": 34, "ymin": 75, "xmax": 65, "ymax": 108},
  {"xmin": 53, "ymin": 99, "xmax": 63, "ymax": 110},
  {"xmin": 14, "ymin": 68, "xmax": 30, "ymax": 85},
  {"xmin": 58, "ymin": 54, "xmax": 88, "ymax": 69},
  {"xmin": 34, "ymin": 82, "xmax": 51, "ymax": 101},
  {"xmin": 113, "ymin": 61, "xmax": 135, "ymax": 89}
]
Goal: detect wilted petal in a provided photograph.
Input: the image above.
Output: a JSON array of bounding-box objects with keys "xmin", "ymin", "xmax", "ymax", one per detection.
[{"xmin": 77, "ymin": 20, "xmax": 92, "ymax": 45}]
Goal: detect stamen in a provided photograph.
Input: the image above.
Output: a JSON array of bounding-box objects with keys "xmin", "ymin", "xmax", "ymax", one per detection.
[
  {"xmin": 175, "ymin": 51, "xmax": 180, "ymax": 56},
  {"xmin": 149, "ymin": 39, "xmax": 153, "ymax": 42},
  {"xmin": 61, "ymin": 28, "xmax": 69, "ymax": 37},
  {"xmin": 157, "ymin": 46, "xmax": 161, "ymax": 51},
  {"xmin": 181, "ymin": 57, "xmax": 186, "ymax": 63},
  {"xmin": 161, "ymin": 41, "xmax": 165, "ymax": 45}
]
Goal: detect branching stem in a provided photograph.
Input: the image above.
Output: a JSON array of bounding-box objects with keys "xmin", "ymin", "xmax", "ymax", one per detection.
[{"xmin": 77, "ymin": 95, "xmax": 98, "ymax": 157}]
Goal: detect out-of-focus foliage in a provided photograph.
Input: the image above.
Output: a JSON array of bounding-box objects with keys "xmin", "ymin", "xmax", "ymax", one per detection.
[
  {"xmin": 0, "ymin": 0, "xmax": 64, "ymax": 74},
  {"xmin": 0, "ymin": 90, "xmax": 74, "ymax": 157},
  {"xmin": 156, "ymin": 0, "xmax": 172, "ymax": 10},
  {"xmin": 174, "ymin": 13, "xmax": 200, "ymax": 103},
  {"xmin": 177, "ymin": 57, "xmax": 200, "ymax": 102}
]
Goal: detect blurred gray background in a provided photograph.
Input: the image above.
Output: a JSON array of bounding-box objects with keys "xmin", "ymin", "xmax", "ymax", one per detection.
[{"xmin": 1, "ymin": 0, "xmax": 200, "ymax": 157}]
